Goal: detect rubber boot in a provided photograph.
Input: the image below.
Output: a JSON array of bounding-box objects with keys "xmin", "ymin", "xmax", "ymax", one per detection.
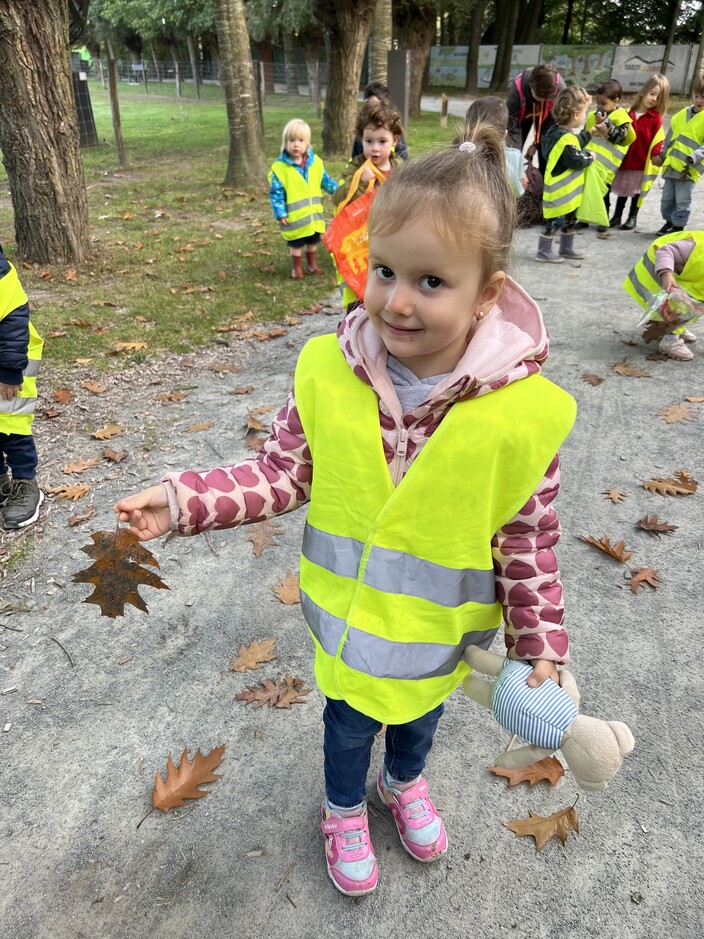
[
  {"xmin": 610, "ymin": 196, "xmax": 627, "ymax": 228},
  {"xmin": 559, "ymin": 231, "xmax": 585, "ymax": 259},
  {"xmin": 291, "ymin": 254, "xmax": 304, "ymax": 280},
  {"xmin": 305, "ymin": 247, "xmax": 323, "ymax": 275},
  {"xmin": 535, "ymin": 234, "xmax": 564, "ymax": 263},
  {"xmin": 620, "ymin": 202, "xmax": 639, "ymax": 230}
]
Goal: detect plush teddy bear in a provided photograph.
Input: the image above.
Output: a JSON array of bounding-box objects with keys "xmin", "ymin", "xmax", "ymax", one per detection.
[{"xmin": 463, "ymin": 647, "xmax": 635, "ymax": 792}]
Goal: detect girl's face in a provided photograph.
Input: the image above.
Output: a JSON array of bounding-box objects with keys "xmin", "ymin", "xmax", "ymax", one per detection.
[
  {"xmin": 643, "ymin": 88, "xmax": 660, "ymax": 109},
  {"xmin": 362, "ymin": 125, "xmax": 398, "ymax": 171},
  {"xmin": 365, "ymin": 217, "xmax": 505, "ymax": 379},
  {"xmin": 285, "ymin": 135, "xmax": 308, "ymax": 161}
]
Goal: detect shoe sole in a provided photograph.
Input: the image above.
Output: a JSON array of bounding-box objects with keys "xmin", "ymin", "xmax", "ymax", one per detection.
[
  {"xmin": 3, "ymin": 490, "xmax": 44, "ymax": 530},
  {"xmin": 376, "ymin": 779, "xmax": 448, "ymax": 863},
  {"xmin": 325, "ymin": 863, "xmax": 378, "ymax": 897}
]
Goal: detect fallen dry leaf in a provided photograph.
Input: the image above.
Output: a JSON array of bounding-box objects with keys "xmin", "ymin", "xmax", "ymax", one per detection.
[
  {"xmin": 81, "ymin": 379, "xmax": 107, "ymax": 395},
  {"xmin": 152, "ymin": 745, "xmax": 225, "ymax": 812},
  {"xmin": 53, "ymin": 387, "xmax": 74, "ymax": 404},
  {"xmin": 612, "ymin": 362, "xmax": 651, "ymax": 378},
  {"xmin": 580, "ymin": 535, "xmax": 633, "ymax": 563},
  {"xmin": 63, "ymin": 456, "xmax": 100, "ymax": 475},
  {"xmin": 111, "ymin": 341, "xmax": 147, "ymax": 354},
  {"xmin": 103, "ymin": 447, "xmax": 127, "ymax": 463},
  {"xmin": 72, "ymin": 528, "xmax": 169, "ymax": 617},
  {"xmin": 230, "ymin": 637, "xmax": 278, "ymax": 672},
  {"xmin": 635, "ymin": 514, "xmax": 677, "ymax": 537},
  {"xmin": 91, "ymin": 424, "xmax": 122, "ymax": 440},
  {"xmin": 602, "ymin": 488, "xmax": 626, "ymax": 504},
  {"xmin": 504, "ymin": 805, "xmax": 579, "ymax": 853},
  {"xmin": 657, "ymin": 402, "xmax": 697, "ymax": 424},
  {"xmin": 244, "ymin": 435, "xmax": 266, "ymax": 451},
  {"xmin": 686, "ymin": 396, "xmax": 704, "ymax": 403},
  {"xmin": 68, "ymin": 505, "xmax": 96, "ymax": 526},
  {"xmin": 628, "ymin": 567, "xmax": 661, "ymax": 593},
  {"xmin": 246, "ymin": 520, "xmax": 283, "ymax": 557},
  {"xmin": 235, "ymin": 674, "xmax": 311, "ymax": 709},
  {"xmin": 65, "ymin": 269, "xmax": 77, "ymax": 281},
  {"xmin": 642, "ymin": 320, "xmax": 676, "ymax": 343},
  {"xmin": 49, "ymin": 483, "xmax": 92, "ymax": 501},
  {"xmin": 231, "ymin": 385, "xmax": 254, "ymax": 395},
  {"xmin": 643, "ymin": 469, "xmax": 698, "ymax": 496},
  {"xmin": 490, "ymin": 756, "xmax": 564, "ymax": 788},
  {"xmin": 272, "ymin": 571, "xmax": 300, "ymax": 605},
  {"xmin": 186, "ymin": 420, "xmax": 214, "ymax": 433},
  {"xmin": 581, "ymin": 372, "xmax": 604, "ymax": 386},
  {"xmin": 155, "ymin": 392, "xmax": 189, "ymax": 403},
  {"xmin": 245, "ymin": 413, "xmax": 264, "ymax": 433}
]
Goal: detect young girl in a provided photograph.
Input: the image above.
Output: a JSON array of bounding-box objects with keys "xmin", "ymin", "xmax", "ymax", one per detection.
[
  {"xmin": 538, "ymin": 85, "xmax": 603, "ymax": 262},
  {"xmin": 330, "ymin": 101, "xmax": 404, "ymax": 308},
  {"xmin": 461, "ymin": 96, "xmax": 526, "ymax": 197},
  {"xmin": 610, "ymin": 74, "xmax": 670, "ymax": 230},
  {"xmin": 268, "ymin": 119, "xmax": 337, "ymax": 280},
  {"xmin": 115, "ymin": 123, "xmax": 576, "ymax": 898}
]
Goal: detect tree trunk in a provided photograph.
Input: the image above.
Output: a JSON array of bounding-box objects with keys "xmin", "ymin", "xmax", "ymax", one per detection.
[
  {"xmin": 396, "ymin": 1, "xmax": 437, "ymax": 119},
  {"xmin": 212, "ymin": 0, "xmax": 267, "ymax": 186},
  {"xmin": 661, "ymin": 0, "xmax": 683, "ymax": 75},
  {"xmin": 314, "ymin": 0, "xmax": 378, "ymax": 156},
  {"xmin": 301, "ymin": 38, "xmax": 322, "ymax": 117},
  {"xmin": 561, "ymin": 0, "xmax": 575, "ymax": 45},
  {"xmin": 170, "ymin": 45, "xmax": 182, "ymax": 97},
  {"xmin": 107, "ymin": 56, "xmax": 127, "ymax": 168},
  {"xmin": 369, "ymin": 0, "xmax": 393, "ymax": 85},
  {"xmin": 151, "ymin": 43, "xmax": 162, "ymax": 81},
  {"xmin": 464, "ymin": 0, "xmax": 486, "ymax": 95},
  {"xmin": 187, "ymin": 34, "xmax": 201, "ymax": 99},
  {"xmin": 283, "ymin": 30, "xmax": 298, "ymax": 95},
  {"xmin": 515, "ymin": 0, "xmax": 543, "ymax": 44},
  {"xmin": 489, "ymin": 0, "xmax": 519, "ymax": 92},
  {"xmin": 0, "ymin": 1, "xmax": 90, "ymax": 263}
]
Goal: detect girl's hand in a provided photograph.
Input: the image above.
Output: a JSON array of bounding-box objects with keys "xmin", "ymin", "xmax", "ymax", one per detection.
[
  {"xmin": 0, "ymin": 382, "xmax": 21, "ymax": 401},
  {"xmin": 527, "ymin": 659, "xmax": 560, "ymax": 687},
  {"xmin": 279, "ymin": 217, "xmax": 288, "ymax": 226},
  {"xmin": 660, "ymin": 271, "xmax": 677, "ymax": 294},
  {"xmin": 114, "ymin": 485, "xmax": 171, "ymax": 541}
]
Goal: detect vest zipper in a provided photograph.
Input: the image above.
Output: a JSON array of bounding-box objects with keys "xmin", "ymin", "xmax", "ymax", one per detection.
[{"xmin": 391, "ymin": 426, "xmax": 409, "ymax": 486}]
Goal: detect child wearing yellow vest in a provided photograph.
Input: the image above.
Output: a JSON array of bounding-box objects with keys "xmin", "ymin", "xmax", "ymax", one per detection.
[
  {"xmin": 623, "ymin": 231, "xmax": 703, "ymax": 360},
  {"xmin": 654, "ymin": 74, "xmax": 704, "ymax": 234},
  {"xmin": 115, "ymin": 127, "xmax": 577, "ymax": 898},
  {"xmin": 0, "ymin": 246, "xmax": 44, "ymax": 529},
  {"xmin": 268, "ymin": 119, "xmax": 337, "ymax": 280}
]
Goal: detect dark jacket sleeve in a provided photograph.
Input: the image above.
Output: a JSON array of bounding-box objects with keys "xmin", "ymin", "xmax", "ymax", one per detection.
[{"xmin": 0, "ymin": 252, "xmax": 30, "ymax": 386}]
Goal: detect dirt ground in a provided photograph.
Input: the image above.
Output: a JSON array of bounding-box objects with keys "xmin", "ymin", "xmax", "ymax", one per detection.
[{"xmin": 1, "ymin": 180, "xmax": 703, "ymax": 939}]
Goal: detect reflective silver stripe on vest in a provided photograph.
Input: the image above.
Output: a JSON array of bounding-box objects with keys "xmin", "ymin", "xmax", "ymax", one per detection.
[
  {"xmin": 589, "ymin": 146, "xmax": 621, "ymax": 170},
  {"xmin": 626, "ymin": 270, "xmax": 653, "ymax": 305},
  {"xmin": 545, "ymin": 184, "xmax": 584, "ymax": 208},
  {"xmin": 0, "ymin": 395, "xmax": 36, "ymax": 415},
  {"xmin": 301, "ymin": 590, "xmax": 498, "ymax": 680},
  {"xmin": 286, "ymin": 196, "xmax": 324, "ymax": 213},
  {"xmin": 24, "ymin": 359, "xmax": 40, "ymax": 378},
  {"xmin": 543, "ymin": 168, "xmax": 582, "ymax": 194},
  {"xmin": 286, "ymin": 212, "xmax": 324, "ymax": 232},
  {"xmin": 303, "ymin": 522, "xmax": 496, "ymax": 606}
]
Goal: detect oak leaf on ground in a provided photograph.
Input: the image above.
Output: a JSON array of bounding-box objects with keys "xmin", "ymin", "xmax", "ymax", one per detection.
[
  {"xmin": 635, "ymin": 514, "xmax": 677, "ymax": 537},
  {"xmin": 657, "ymin": 402, "xmax": 697, "ymax": 424},
  {"xmin": 581, "ymin": 372, "xmax": 604, "ymax": 386},
  {"xmin": 64, "ymin": 456, "xmax": 100, "ymax": 475},
  {"xmin": 686, "ymin": 396, "xmax": 704, "ymax": 403},
  {"xmin": 186, "ymin": 420, "xmax": 214, "ymax": 433},
  {"xmin": 68, "ymin": 505, "xmax": 96, "ymax": 526},
  {"xmin": 628, "ymin": 567, "xmax": 661, "ymax": 593},
  {"xmin": 602, "ymin": 488, "xmax": 626, "ymax": 503},
  {"xmin": 152, "ymin": 745, "xmax": 225, "ymax": 812},
  {"xmin": 244, "ymin": 435, "xmax": 266, "ymax": 451},
  {"xmin": 235, "ymin": 673, "xmax": 311, "ymax": 709},
  {"xmin": 504, "ymin": 805, "xmax": 579, "ymax": 853},
  {"xmin": 72, "ymin": 528, "xmax": 169, "ymax": 617},
  {"xmin": 230, "ymin": 637, "xmax": 278, "ymax": 672},
  {"xmin": 103, "ymin": 446, "xmax": 127, "ymax": 463},
  {"xmin": 246, "ymin": 520, "xmax": 283, "ymax": 557},
  {"xmin": 490, "ymin": 755, "xmax": 564, "ymax": 788},
  {"xmin": 91, "ymin": 423, "xmax": 123, "ymax": 440},
  {"xmin": 580, "ymin": 535, "xmax": 633, "ymax": 563},
  {"xmin": 111, "ymin": 341, "xmax": 147, "ymax": 354},
  {"xmin": 612, "ymin": 361, "xmax": 651, "ymax": 378},
  {"xmin": 643, "ymin": 469, "xmax": 698, "ymax": 496},
  {"xmin": 272, "ymin": 571, "xmax": 300, "ymax": 604},
  {"xmin": 53, "ymin": 387, "xmax": 74, "ymax": 404},
  {"xmin": 50, "ymin": 483, "xmax": 92, "ymax": 501},
  {"xmin": 231, "ymin": 385, "xmax": 254, "ymax": 395},
  {"xmin": 81, "ymin": 379, "xmax": 107, "ymax": 395},
  {"xmin": 156, "ymin": 391, "xmax": 189, "ymax": 403}
]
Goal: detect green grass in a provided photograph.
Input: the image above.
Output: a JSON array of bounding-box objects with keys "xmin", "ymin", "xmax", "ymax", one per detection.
[{"xmin": 0, "ymin": 86, "xmax": 453, "ymax": 370}]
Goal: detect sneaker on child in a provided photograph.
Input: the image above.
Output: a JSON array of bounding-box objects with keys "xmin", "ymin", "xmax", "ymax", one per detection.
[
  {"xmin": 376, "ymin": 767, "xmax": 447, "ymax": 862},
  {"xmin": 2, "ymin": 478, "xmax": 44, "ymax": 529},
  {"xmin": 0, "ymin": 473, "xmax": 11, "ymax": 507},
  {"xmin": 321, "ymin": 802, "xmax": 378, "ymax": 896},
  {"xmin": 659, "ymin": 333, "xmax": 694, "ymax": 361}
]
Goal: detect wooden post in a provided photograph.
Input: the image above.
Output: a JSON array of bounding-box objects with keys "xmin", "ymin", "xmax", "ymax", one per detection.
[
  {"xmin": 107, "ymin": 56, "xmax": 126, "ymax": 167},
  {"xmin": 440, "ymin": 93, "xmax": 449, "ymax": 128}
]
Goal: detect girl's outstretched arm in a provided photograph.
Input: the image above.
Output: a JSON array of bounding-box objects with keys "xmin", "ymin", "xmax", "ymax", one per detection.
[{"xmin": 114, "ymin": 485, "xmax": 171, "ymax": 541}]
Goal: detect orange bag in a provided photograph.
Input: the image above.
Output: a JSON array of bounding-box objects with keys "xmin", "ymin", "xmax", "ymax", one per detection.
[{"xmin": 323, "ymin": 161, "xmax": 387, "ymax": 300}]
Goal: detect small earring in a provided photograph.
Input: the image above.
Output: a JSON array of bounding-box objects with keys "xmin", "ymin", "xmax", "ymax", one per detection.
[{"xmin": 477, "ymin": 309, "xmax": 485, "ymax": 321}]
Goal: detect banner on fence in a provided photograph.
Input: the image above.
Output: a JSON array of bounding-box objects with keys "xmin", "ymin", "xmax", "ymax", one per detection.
[
  {"xmin": 541, "ymin": 45, "xmax": 614, "ymax": 89},
  {"xmin": 611, "ymin": 44, "xmax": 693, "ymax": 94},
  {"xmin": 428, "ymin": 45, "xmax": 540, "ymax": 88},
  {"xmin": 477, "ymin": 45, "xmax": 541, "ymax": 88}
]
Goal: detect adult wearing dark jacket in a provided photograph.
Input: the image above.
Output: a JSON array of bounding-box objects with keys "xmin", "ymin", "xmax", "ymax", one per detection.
[{"xmin": 507, "ymin": 65, "xmax": 566, "ymax": 173}]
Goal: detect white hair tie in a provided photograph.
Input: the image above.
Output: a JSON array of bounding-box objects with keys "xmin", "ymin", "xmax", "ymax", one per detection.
[{"xmin": 459, "ymin": 141, "xmax": 477, "ymax": 153}]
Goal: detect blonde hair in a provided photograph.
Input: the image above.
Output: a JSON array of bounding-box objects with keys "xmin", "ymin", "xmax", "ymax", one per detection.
[
  {"xmin": 281, "ymin": 119, "xmax": 311, "ymax": 152},
  {"xmin": 632, "ymin": 74, "xmax": 670, "ymax": 116},
  {"xmin": 368, "ymin": 122, "xmax": 515, "ymax": 286},
  {"xmin": 552, "ymin": 85, "xmax": 591, "ymax": 126}
]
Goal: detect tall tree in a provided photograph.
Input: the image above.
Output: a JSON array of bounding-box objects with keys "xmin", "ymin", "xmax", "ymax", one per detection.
[
  {"xmin": 369, "ymin": 0, "xmax": 393, "ymax": 85},
  {"xmin": 213, "ymin": 0, "xmax": 267, "ymax": 186},
  {"xmin": 464, "ymin": 0, "xmax": 486, "ymax": 96},
  {"xmin": 395, "ymin": 0, "xmax": 437, "ymax": 118},
  {"xmin": 489, "ymin": 0, "xmax": 519, "ymax": 92},
  {"xmin": 661, "ymin": 0, "xmax": 684, "ymax": 74},
  {"xmin": 0, "ymin": 1, "xmax": 90, "ymax": 263},
  {"xmin": 313, "ymin": 0, "xmax": 378, "ymax": 155}
]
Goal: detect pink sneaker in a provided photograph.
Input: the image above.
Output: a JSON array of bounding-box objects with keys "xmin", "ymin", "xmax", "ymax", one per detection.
[
  {"xmin": 376, "ymin": 770, "xmax": 448, "ymax": 862},
  {"xmin": 659, "ymin": 333, "xmax": 694, "ymax": 360},
  {"xmin": 321, "ymin": 803, "xmax": 378, "ymax": 896},
  {"xmin": 681, "ymin": 327, "xmax": 697, "ymax": 343}
]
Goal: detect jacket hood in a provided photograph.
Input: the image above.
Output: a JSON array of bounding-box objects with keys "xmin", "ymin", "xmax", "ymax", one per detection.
[{"xmin": 337, "ymin": 276, "xmax": 549, "ymax": 414}]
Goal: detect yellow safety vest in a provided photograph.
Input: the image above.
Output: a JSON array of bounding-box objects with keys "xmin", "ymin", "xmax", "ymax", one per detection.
[
  {"xmin": 662, "ymin": 107, "xmax": 704, "ymax": 181},
  {"xmin": 294, "ymin": 335, "xmax": 577, "ymax": 724},
  {"xmin": 638, "ymin": 124, "xmax": 665, "ymax": 208},
  {"xmin": 623, "ymin": 231, "xmax": 704, "ymax": 309},
  {"xmin": 585, "ymin": 108, "xmax": 636, "ymax": 184},
  {"xmin": 0, "ymin": 262, "xmax": 43, "ymax": 436},
  {"xmin": 268, "ymin": 158, "xmax": 325, "ymax": 241},
  {"xmin": 543, "ymin": 131, "xmax": 585, "ymax": 218}
]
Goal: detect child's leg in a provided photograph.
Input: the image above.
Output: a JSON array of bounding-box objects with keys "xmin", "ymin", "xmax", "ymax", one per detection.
[
  {"xmin": 610, "ymin": 196, "xmax": 627, "ymax": 226},
  {"xmin": 2, "ymin": 433, "xmax": 43, "ymax": 529},
  {"xmin": 3, "ymin": 432, "xmax": 38, "ymax": 480},
  {"xmin": 660, "ymin": 177, "xmax": 675, "ymax": 224},
  {"xmin": 305, "ymin": 238, "xmax": 324, "ymax": 275},
  {"xmin": 377, "ymin": 703, "xmax": 448, "ymax": 862},
  {"xmin": 620, "ymin": 196, "xmax": 639, "ymax": 229},
  {"xmin": 536, "ymin": 218, "xmax": 564, "ymax": 263},
  {"xmin": 671, "ymin": 179, "xmax": 693, "ymax": 230},
  {"xmin": 289, "ymin": 246, "xmax": 304, "ymax": 280}
]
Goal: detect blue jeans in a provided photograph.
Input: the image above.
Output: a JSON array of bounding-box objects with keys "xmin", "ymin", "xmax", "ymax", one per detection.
[
  {"xmin": 0, "ymin": 432, "xmax": 37, "ymax": 479},
  {"xmin": 323, "ymin": 696, "xmax": 444, "ymax": 808},
  {"xmin": 661, "ymin": 176, "xmax": 694, "ymax": 227}
]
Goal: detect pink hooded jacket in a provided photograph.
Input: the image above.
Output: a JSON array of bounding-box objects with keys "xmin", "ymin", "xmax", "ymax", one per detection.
[{"xmin": 163, "ymin": 277, "xmax": 571, "ymax": 665}]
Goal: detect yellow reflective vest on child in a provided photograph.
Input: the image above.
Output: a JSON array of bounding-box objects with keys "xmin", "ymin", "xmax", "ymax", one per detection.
[{"xmin": 0, "ymin": 260, "xmax": 43, "ymax": 436}]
